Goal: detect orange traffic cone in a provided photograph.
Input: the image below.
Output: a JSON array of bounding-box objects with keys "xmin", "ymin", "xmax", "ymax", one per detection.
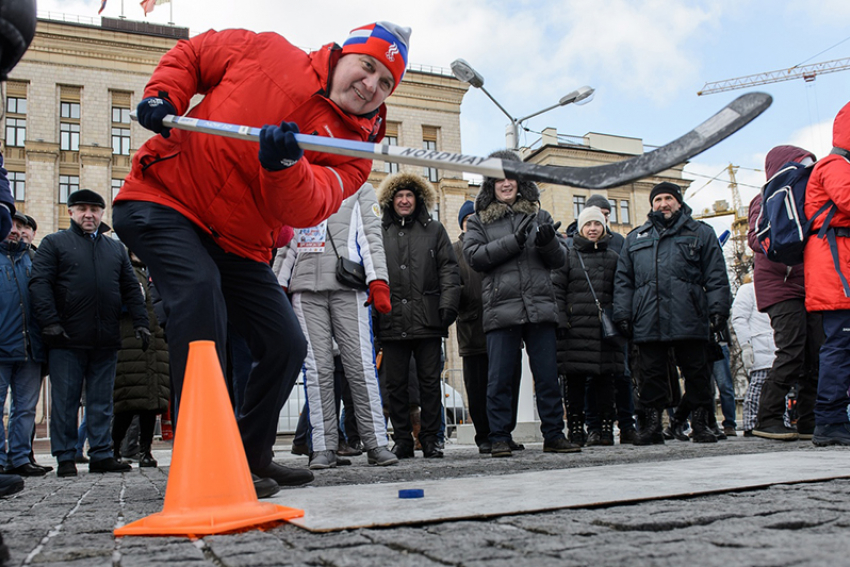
[{"xmin": 115, "ymin": 340, "xmax": 303, "ymax": 537}]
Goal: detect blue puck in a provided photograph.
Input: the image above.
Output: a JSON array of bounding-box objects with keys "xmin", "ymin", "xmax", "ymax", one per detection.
[{"xmin": 398, "ymin": 488, "xmax": 424, "ymax": 499}]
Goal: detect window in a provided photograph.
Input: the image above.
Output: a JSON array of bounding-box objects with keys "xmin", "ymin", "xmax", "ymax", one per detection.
[
  {"xmin": 112, "ymin": 107, "xmax": 130, "ymax": 124},
  {"xmin": 9, "ymin": 171, "xmax": 25, "ymax": 201},
  {"xmin": 422, "ymin": 125, "xmax": 439, "ymax": 182},
  {"xmin": 5, "ymin": 118, "xmax": 26, "ymax": 147},
  {"xmin": 112, "ymin": 127, "xmax": 130, "ymax": 155},
  {"xmin": 608, "ymin": 199, "xmax": 618, "ymax": 223},
  {"xmin": 59, "ymin": 175, "xmax": 79, "ymax": 204},
  {"xmin": 60, "ymin": 123, "xmax": 80, "ymax": 151},
  {"xmin": 573, "ymin": 195, "xmax": 586, "ymax": 218},
  {"xmin": 620, "ymin": 200, "xmax": 630, "ymax": 225},
  {"xmin": 60, "ymin": 101, "xmax": 80, "ymax": 119},
  {"xmin": 5, "ymin": 95, "xmax": 26, "ymax": 115},
  {"xmin": 111, "ymin": 178, "xmax": 124, "ymax": 202},
  {"xmin": 383, "ymin": 122, "xmax": 399, "ymax": 174}
]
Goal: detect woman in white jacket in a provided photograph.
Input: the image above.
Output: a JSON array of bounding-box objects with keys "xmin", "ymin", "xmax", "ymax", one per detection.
[{"xmin": 731, "ymin": 278, "xmax": 777, "ymax": 435}]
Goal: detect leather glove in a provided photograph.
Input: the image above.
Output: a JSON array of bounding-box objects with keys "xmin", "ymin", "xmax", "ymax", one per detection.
[
  {"xmin": 709, "ymin": 313, "xmax": 726, "ymax": 334},
  {"xmin": 535, "ymin": 221, "xmax": 562, "ymax": 247},
  {"xmin": 741, "ymin": 343, "xmax": 754, "ymax": 372},
  {"xmin": 514, "ymin": 215, "xmax": 535, "ymax": 247},
  {"xmin": 616, "ymin": 320, "xmax": 632, "ymax": 339},
  {"xmin": 439, "ymin": 308, "xmax": 458, "ymax": 329},
  {"xmin": 259, "ymin": 121, "xmax": 303, "ymax": 171},
  {"xmin": 42, "ymin": 323, "xmax": 70, "ymax": 345},
  {"xmin": 0, "ymin": 204, "xmax": 11, "ymax": 241},
  {"xmin": 136, "ymin": 97, "xmax": 176, "ymax": 138},
  {"xmin": 365, "ymin": 280, "xmax": 392, "ymax": 314},
  {"xmin": 134, "ymin": 326, "xmax": 152, "ymax": 352}
]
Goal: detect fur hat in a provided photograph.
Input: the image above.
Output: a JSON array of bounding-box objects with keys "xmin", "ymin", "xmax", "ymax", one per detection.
[
  {"xmin": 376, "ymin": 172, "xmax": 436, "ymax": 216},
  {"xmin": 457, "ymin": 200, "xmax": 475, "ymax": 229},
  {"xmin": 342, "ymin": 21, "xmax": 411, "ymax": 92},
  {"xmin": 475, "ymin": 150, "xmax": 540, "ymax": 224},
  {"xmin": 585, "ymin": 194, "xmax": 611, "ymax": 211},
  {"xmin": 578, "ymin": 206, "xmax": 606, "ymax": 232},
  {"xmin": 67, "ymin": 189, "xmax": 106, "ymax": 208},
  {"xmin": 649, "ymin": 182, "xmax": 683, "ymax": 205}
]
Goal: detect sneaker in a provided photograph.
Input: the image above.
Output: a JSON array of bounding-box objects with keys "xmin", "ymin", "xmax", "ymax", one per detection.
[
  {"xmin": 812, "ymin": 423, "xmax": 850, "ymax": 447},
  {"xmin": 308, "ymin": 450, "xmax": 337, "ymax": 470},
  {"xmin": 253, "ymin": 474, "xmax": 280, "ymax": 499},
  {"xmin": 337, "ymin": 440, "xmax": 362, "ymax": 457},
  {"xmin": 0, "ymin": 473, "xmax": 24, "ymax": 497},
  {"xmin": 543, "ymin": 437, "xmax": 582, "ymax": 453},
  {"xmin": 391, "ymin": 444, "xmax": 415, "ymax": 459},
  {"xmin": 367, "ymin": 447, "xmax": 399, "ymax": 466},
  {"xmin": 753, "ymin": 425, "xmax": 799, "ymax": 440},
  {"xmin": 723, "ymin": 426, "xmax": 738, "ymax": 437},
  {"xmin": 57, "ymin": 461, "xmax": 77, "ymax": 477},
  {"xmin": 290, "ymin": 443, "xmax": 310, "ymax": 456},
  {"xmin": 89, "ymin": 457, "xmax": 132, "ymax": 473},
  {"xmin": 491, "ymin": 440, "xmax": 512, "ymax": 458},
  {"xmin": 251, "ymin": 461, "xmax": 313, "ymax": 487}
]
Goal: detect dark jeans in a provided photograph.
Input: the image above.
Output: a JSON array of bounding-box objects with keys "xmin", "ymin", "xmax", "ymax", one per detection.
[
  {"xmin": 113, "ymin": 201, "xmax": 307, "ymax": 470},
  {"xmin": 382, "ymin": 338, "xmax": 442, "ymax": 448},
  {"xmin": 816, "ymin": 310, "xmax": 850, "ymax": 425},
  {"xmin": 636, "ymin": 340, "xmax": 713, "ymax": 411},
  {"xmin": 586, "ymin": 373, "xmax": 635, "ymax": 431},
  {"xmin": 757, "ymin": 299, "xmax": 822, "ymax": 431},
  {"xmin": 486, "ymin": 323, "xmax": 564, "ymax": 443},
  {"xmin": 113, "ymin": 410, "xmax": 157, "ymax": 451},
  {"xmin": 567, "ymin": 373, "xmax": 616, "ymax": 429},
  {"xmin": 49, "ymin": 348, "xmax": 118, "ymax": 463}
]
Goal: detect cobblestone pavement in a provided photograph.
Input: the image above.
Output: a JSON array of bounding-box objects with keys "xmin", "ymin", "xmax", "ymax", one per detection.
[{"xmin": 2, "ymin": 437, "xmax": 849, "ymax": 566}]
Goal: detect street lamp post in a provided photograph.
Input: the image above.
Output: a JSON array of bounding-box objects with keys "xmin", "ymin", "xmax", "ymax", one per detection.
[{"xmin": 450, "ymin": 58, "xmax": 594, "ymax": 151}]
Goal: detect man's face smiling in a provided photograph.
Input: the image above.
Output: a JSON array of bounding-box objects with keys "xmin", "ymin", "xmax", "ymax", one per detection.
[
  {"xmin": 329, "ymin": 53, "xmax": 394, "ymax": 115},
  {"xmin": 393, "ymin": 189, "xmax": 416, "ymax": 217}
]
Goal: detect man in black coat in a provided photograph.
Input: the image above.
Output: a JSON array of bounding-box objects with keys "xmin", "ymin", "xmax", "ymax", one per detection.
[
  {"xmin": 30, "ymin": 190, "xmax": 150, "ymax": 477},
  {"xmin": 613, "ymin": 182, "xmax": 731, "ymax": 445},
  {"xmin": 375, "ymin": 172, "xmax": 460, "ymax": 460}
]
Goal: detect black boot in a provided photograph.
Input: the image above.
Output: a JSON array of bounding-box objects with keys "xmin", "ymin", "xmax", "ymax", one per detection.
[
  {"xmin": 663, "ymin": 418, "xmax": 691, "ymax": 441},
  {"xmin": 635, "ymin": 408, "xmax": 664, "ymax": 446},
  {"xmin": 691, "ymin": 407, "xmax": 719, "ymax": 443},
  {"xmin": 600, "ymin": 419, "xmax": 615, "ymax": 446},
  {"xmin": 139, "ymin": 446, "xmax": 157, "ymax": 468},
  {"xmin": 567, "ymin": 414, "xmax": 586, "ymax": 447}
]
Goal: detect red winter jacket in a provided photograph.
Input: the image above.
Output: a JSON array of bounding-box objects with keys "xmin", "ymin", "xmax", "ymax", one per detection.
[
  {"xmin": 804, "ymin": 101, "xmax": 850, "ymax": 311},
  {"xmin": 115, "ymin": 29, "xmax": 386, "ymax": 263}
]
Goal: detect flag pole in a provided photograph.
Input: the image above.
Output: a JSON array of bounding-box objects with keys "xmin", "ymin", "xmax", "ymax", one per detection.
[
  {"xmin": 120, "ymin": 0, "xmax": 125, "ymax": 19},
  {"xmin": 169, "ymin": 0, "xmax": 174, "ymax": 25}
]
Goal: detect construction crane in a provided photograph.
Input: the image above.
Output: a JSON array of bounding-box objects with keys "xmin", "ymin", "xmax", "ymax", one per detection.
[
  {"xmin": 692, "ymin": 164, "xmax": 752, "ymax": 284},
  {"xmin": 698, "ymin": 56, "xmax": 850, "ymax": 95}
]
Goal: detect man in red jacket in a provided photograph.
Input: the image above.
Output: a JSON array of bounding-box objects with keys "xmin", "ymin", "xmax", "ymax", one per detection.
[
  {"xmin": 803, "ymin": 101, "xmax": 850, "ymax": 446},
  {"xmin": 112, "ymin": 22, "xmax": 410, "ymax": 492},
  {"xmin": 747, "ymin": 145, "xmax": 822, "ymax": 442}
]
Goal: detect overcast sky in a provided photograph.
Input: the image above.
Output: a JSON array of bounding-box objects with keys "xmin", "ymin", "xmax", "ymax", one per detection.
[{"xmin": 39, "ymin": 0, "xmax": 850, "ymax": 234}]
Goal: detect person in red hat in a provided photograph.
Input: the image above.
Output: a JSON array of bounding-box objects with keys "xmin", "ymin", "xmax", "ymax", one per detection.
[{"xmin": 112, "ymin": 21, "xmax": 411, "ymax": 492}]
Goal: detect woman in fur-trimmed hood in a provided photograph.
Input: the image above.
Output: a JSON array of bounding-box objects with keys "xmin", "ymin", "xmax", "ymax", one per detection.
[
  {"xmin": 462, "ymin": 150, "xmax": 575, "ymax": 454},
  {"xmin": 374, "ymin": 171, "xmax": 460, "ymax": 458}
]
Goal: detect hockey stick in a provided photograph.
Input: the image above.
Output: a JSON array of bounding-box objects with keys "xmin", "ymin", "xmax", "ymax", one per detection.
[{"xmin": 132, "ymin": 92, "xmax": 771, "ymax": 189}]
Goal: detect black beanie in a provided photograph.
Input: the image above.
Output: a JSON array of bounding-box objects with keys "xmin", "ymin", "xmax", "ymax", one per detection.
[{"xmin": 649, "ymin": 182, "xmax": 683, "ymax": 205}]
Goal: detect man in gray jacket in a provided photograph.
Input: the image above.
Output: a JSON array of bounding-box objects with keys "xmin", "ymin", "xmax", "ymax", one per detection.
[
  {"xmin": 275, "ymin": 183, "xmax": 397, "ymax": 469},
  {"xmin": 613, "ymin": 182, "xmax": 731, "ymax": 445}
]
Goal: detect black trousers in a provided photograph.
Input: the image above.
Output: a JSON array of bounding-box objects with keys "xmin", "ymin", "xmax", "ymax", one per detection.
[
  {"xmin": 113, "ymin": 201, "xmax": 307, "ymax": 470},
  {"xmin": 636, "ymin": 340, "xmax": 713, "ymax": 411},
  {"xmin": 382, "ymin": 338, "xmax": 442, "ymax": 448},
  {"xmin": 757, "ymin": 299, "xmax": 822, "ymax": 430},
  {"xmin": 567, "ymin": 373, "xmax": 616, "ymax": 428},
  {"xmin": 113, "ymin": 410, "xmax": 156, "ymax": 451}
]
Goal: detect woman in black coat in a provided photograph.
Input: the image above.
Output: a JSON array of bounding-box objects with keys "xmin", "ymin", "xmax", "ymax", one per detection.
[{"xmin": 554, "ymin": 206, "xmax": 624, "ymax": 446}]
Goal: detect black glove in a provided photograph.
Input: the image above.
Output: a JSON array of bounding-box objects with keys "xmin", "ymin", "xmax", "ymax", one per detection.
[
  {"xmin": 136, "ymin": 97, "xmax": 176, "ymax": 138},
  {"xmin": 514, "ymin": 215, "xmax": 535, "ymax": 247},
  {"xmin": 0, "ymin": 204, "xmax": 11, "ymax": 241},
  {"xmin": 42, "ymin": 323, "xmax": 70, "ymax": 345},
  {"xmin": 535, "ymin": 221, "xmax": 562, "ymax": 247},
  {"xmin": 439, "ymin": 308, "xmax": 458, "ymax": 329},
  {"xmin": 709, "ymin": 313, "xmax": 726, "ymax": 334},
  {"xmin": 259, "ymin": 121, "xmax": 303, "ymax": 171},
  {"xmin": 616, "ymin": 320, "xmax": 632, "ymax": 339},
  {"xmin": 134, "ymin": 326, "xmax": 152, "ymax": 352}
]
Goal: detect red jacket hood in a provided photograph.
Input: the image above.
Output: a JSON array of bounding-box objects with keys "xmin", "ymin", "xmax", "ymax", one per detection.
[{"xmin": 834, "ymin": 100, "xmax": 850, "ymax": 150}]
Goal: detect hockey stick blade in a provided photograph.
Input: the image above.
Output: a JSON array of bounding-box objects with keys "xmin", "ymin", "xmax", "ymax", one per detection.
[{"xmin": 132, "ymin": 92, "xmax": 770, "ymax": 189}]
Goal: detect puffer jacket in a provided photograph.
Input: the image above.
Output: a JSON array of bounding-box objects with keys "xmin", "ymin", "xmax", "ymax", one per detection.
[
  {"xmin": 273, "ymin": 183, "xmax": 388, "ymax": 291},
  {"xmin": 0, "ymin": 239, "xmax": 44, "ymax": 363},
  {"xmin": 453, "ymin": 233, "xmax": 486, "ymax": 357},
  {"xmin": 613, "ymin": 203, "xmax": 731, "ymax": 343},
  {"xmin": 115, "ymin": 29, "xmax": 386, "ymax": 264},
  {"xmin": 114, "ymin": 263, "xmax": 169, "ymax": 414},
  {"xmin": 730, "ymin": 282, "xmax": 775, "ymax": 372},
  {"xmin": 29, "ymin": 221, "xmax": 149, "ymax": 350},
  {"xmin": 463, "ymin": 153, "xmax": 565, "ymax": 333},
  {"xmin": 553, "ymin": 233, "xmax": 624, "ymax": 376},
  {"xmin": 374, "ymin": 173, "xmax": 460, "ymax": 340},
  {"xmin": 804, "ymin": 101, "xmax": 850, "ymax": 312}
]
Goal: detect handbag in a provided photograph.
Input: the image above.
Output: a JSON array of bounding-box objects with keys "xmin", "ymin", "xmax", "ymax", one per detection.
[
  {"xmin": 576, "ymin": 250, "xmax": 624, "ymax": 345},
  {"xmin": 327, "ymin": 230, "xmax": 368, "ymax": 291}
]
